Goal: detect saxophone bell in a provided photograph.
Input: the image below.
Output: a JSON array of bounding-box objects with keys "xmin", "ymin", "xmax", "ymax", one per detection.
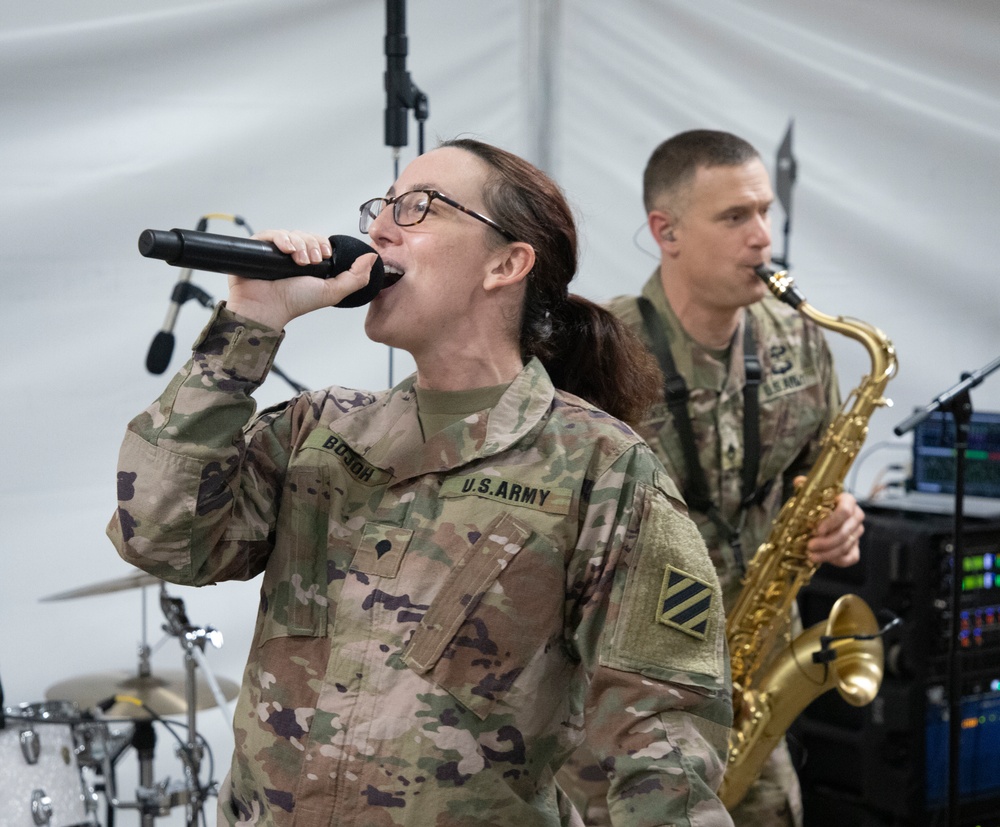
[
  {"xmin": 807, "ymin": 593, "xmax": 883, "ymax": 707},
  {"xmin": 720, "ymin": 594, "xmax": 884, "ymax": 809}
]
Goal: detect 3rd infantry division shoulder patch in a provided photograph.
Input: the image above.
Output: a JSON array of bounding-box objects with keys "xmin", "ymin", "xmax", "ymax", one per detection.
[{"xmin": 657, "ymin": 565, "xmax": 712, "ymax": 640}]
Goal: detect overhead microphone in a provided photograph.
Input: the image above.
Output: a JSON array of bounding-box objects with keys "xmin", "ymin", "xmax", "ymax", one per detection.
[
  {"xmin": 383, "ymin": 0, "xmax": 428, "ymax": 154},
  {"xmin": 145, "ymin": 216, "xmax": 209, "ymax": 375},
  {"xmin": 384, "ymin": 0, "xmax": 410, "ymax": 150}
]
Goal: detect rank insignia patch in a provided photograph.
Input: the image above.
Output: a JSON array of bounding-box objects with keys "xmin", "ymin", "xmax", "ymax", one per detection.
[{"xmin": 656, "ymin": 565, "xmax": 713, "ymax": 639}]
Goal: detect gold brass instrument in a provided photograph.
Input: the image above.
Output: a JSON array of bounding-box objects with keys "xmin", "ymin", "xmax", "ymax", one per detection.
[{"xmin": 719, "ymin": 265, "xmax": 899, "ymax": 808}]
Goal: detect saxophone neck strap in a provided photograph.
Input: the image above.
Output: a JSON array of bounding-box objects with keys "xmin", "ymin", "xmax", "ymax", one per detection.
[{"xmin": 637, "ymin": 297, "xmax": 766, "ymax": 568}]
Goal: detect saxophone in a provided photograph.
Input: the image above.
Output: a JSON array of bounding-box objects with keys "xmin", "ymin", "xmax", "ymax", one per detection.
[{"xmin": 718, "ymin": 265, "xmax": 899, "ymax": 808}]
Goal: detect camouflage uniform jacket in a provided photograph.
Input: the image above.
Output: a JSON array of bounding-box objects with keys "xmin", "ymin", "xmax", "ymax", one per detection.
[
  {"xmin": 607, "ymin": 273, "xmax": 840, "ymax": 612},
  {"xmin": 107, "ymin": 303, "xmax": 734, "ymax": 827}
]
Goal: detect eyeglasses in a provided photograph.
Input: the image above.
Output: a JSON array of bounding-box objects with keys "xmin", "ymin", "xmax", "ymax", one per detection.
[{"xmin": 358, "ymin": 189, "xmax": 516, "ymax": 241}]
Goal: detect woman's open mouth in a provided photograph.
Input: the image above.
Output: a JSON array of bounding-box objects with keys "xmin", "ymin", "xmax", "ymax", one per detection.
[{"xmin": 382, "ymin": 264, "xmax": 404, "ymax": 288}]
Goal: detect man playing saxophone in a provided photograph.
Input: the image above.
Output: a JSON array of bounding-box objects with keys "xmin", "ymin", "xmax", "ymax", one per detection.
[{"xmin": 560, "ymin": 129, "xmax": 866, "ymax": 827}]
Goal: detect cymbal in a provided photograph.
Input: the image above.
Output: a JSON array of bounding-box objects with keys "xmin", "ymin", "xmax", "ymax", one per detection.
[
  {"xmin": 46, "ymin": 669, "xmax": 241, "ymax": 719},
  {"xmin": 40, "ymin": 571, "xmax": 163, "ymax": 602}
]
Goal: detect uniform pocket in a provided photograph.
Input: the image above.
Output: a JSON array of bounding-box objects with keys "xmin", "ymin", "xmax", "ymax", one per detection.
[
  {"xmin": 258, "ymin": 465, "xmax": 332, "ymax": 643},
  {"xmin": 402, "ymin": 512, "xmax": 563, "ymax": 719},
  {"xmin": 350, "ymin": 523, "xmax": 414, "ymax": 578}
]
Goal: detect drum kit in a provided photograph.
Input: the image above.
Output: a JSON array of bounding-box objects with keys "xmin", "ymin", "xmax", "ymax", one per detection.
[{"xmin": 2, "ymin": 573, "xmax": 240, "ymax": 827}]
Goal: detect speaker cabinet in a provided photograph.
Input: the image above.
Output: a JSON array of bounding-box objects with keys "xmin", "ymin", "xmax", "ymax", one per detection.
[{"xmin": 793, "ymin": 505, "xmax": 1000, "ymax": 827}]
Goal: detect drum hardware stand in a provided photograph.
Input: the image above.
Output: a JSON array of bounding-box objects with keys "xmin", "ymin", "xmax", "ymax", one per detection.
[
  {"xmin": 101, "ymin": 643, "xmax": 193, "ymax": 827},
  {"xmin": 39, "ymin": 574, "xmax": 238, "ymax": 827},
  {"xmin": 158, "ymin": 587, "xmax": 228, "ymax": 827},
  {"xmin": 99, "ymin": 585, "xmax": 230, "ymax": 827}
]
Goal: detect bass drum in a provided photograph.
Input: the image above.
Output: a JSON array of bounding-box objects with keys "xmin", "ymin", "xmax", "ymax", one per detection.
[{"xmin": 0, "ymin": 701, "xmax": 99, "ymax": 827}]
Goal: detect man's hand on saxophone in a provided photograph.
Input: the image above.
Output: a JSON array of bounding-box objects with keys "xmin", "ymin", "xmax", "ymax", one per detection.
[{"xmin": 798, "ymin": 477, "xmax": 865, "ymax": 567}]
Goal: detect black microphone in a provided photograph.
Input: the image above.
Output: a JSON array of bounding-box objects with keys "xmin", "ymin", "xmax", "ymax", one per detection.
[
  {"xmin": 138, "ymin": 228, "xmax": 386, "ymax": 307},
  {"xmin": 145, "ymin": 217, "xmax": 209, "ymax": 374},
  {"xmin": 384, "ymin": 0, "xmax": 412, "ymax": 149}
]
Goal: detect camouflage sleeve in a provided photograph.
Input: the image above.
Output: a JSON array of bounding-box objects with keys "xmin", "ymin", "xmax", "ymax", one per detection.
[
  {"xmin": 570, "ymin": 446, "xmax": 733, "ymax": 826},
  {"xmin": 106, "ymin": 303, "xmax": 293, "ymax": 586}
]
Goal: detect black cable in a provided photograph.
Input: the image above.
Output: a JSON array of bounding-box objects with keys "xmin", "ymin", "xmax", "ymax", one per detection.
[
  {"xmin": 98, "ymin": 698, "xmax": 216, "ymax": 816},
  {"xmin": 811, "ymin": 612, "xmax": 903, "ymax": 665}
]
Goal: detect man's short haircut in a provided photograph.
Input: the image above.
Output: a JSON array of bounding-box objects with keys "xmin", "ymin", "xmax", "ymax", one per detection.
[{"xmin": 642, "ymin": 129, "xmax": 761, "ymax": 214}]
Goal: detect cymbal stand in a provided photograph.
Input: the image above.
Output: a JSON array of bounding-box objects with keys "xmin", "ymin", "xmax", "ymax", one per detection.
[
  {"xmin": 102, "ymin": 644, "xmax": 190, "ymax": 827},
  {"xmin": 159, "ymin": 586, "xmax": 227, "ymax": 827},
  {"xmin": 103, "ymin": 632, "xmax": 187, "ymax": 827}
]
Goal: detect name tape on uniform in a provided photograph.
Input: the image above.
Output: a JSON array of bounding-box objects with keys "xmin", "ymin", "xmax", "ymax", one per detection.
[
  {"xmin": 302, "ymin": 429, "xmax": 391, "ymax": 486},
  {"xmin": 440, "ymin": 475, "xmax": 572, "ymax": 514}
]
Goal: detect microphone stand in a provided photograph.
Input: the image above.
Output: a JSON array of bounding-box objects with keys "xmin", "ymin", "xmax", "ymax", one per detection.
[
  {"xmin": 382, "ymin": 0, "xmax": 429, "ymax": 386},
  {"xmin": 384, "ymin": 0, "xmax": 429, "ymax": 165},
  {"xmin": 894, "ymin": 354, "xmax": 1000, "ymax": 827},
  {"xmin": 893, "ymin": 356, "xmax": 1000, "ymax": 438},
  {"xmin": 158, "ymin": 588, "xmax": 226, "ymax": 827},
  {"xmin": 145, "ymin": 215, "xmax": 212, "ymax": 375}
]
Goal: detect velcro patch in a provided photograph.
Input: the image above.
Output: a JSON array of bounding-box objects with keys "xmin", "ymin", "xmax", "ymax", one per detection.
[
  {"xmin": 657, "ymin": 565, "xmax": 713, "ymax": 639},
  {"xmin": 351, "ymin": 523, "xmax": 414, "ymax": 578}
]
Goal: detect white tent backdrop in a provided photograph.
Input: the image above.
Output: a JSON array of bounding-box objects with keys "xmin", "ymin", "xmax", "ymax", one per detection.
[{"xmin": 2, "ymin": 0, "xmax": 998, "ymax": 822}]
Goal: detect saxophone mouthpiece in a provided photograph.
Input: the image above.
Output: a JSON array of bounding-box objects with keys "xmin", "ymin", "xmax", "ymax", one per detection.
[{"xmin": 755, "ymin": 264, "xmax": 807, "ymax": 309}]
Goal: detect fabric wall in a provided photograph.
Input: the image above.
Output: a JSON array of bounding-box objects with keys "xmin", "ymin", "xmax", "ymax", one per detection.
[{"xmin": 2, "ymin": 1, "xmax": 998, "ymax": 820}]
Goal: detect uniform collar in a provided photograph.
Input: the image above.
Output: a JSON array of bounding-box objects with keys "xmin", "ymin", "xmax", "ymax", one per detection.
[
  {"xmin": 640, "ymin": 269, "xmax": 751, "ymax": 395},
  {"xmin": 333, "ymin": 357, "xmax": 555, "ymax": 483}
]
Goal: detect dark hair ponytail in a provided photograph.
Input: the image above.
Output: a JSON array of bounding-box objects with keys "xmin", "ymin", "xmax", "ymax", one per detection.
[
  {"xmin": 531, "ymin": 294, "xmax": 660, "ymax": 426},
  {"xmin": 441, "ymin": 138, "xmax": 660, "ymax": 426}
]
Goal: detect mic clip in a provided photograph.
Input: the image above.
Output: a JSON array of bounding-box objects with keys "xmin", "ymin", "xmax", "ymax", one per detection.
[
  {"xmin": 812, "ymin": 639, "xmax": 839, "ymax": 664},
  {"xmin": 811, "ymin": 612, "xmax": 904, "ymax": 664},
  {"xmin": 96, "ymin": 696, "xmax": 118, "ymax": 713},
  {"xmin": 170, "ymin": 280, "xmax": 213, "ymax": 310}
]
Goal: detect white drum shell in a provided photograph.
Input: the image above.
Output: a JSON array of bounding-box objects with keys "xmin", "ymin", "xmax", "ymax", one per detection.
[{"xmin": 0, "ymin": 702, "xmax": 97, "ymax": 827}]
